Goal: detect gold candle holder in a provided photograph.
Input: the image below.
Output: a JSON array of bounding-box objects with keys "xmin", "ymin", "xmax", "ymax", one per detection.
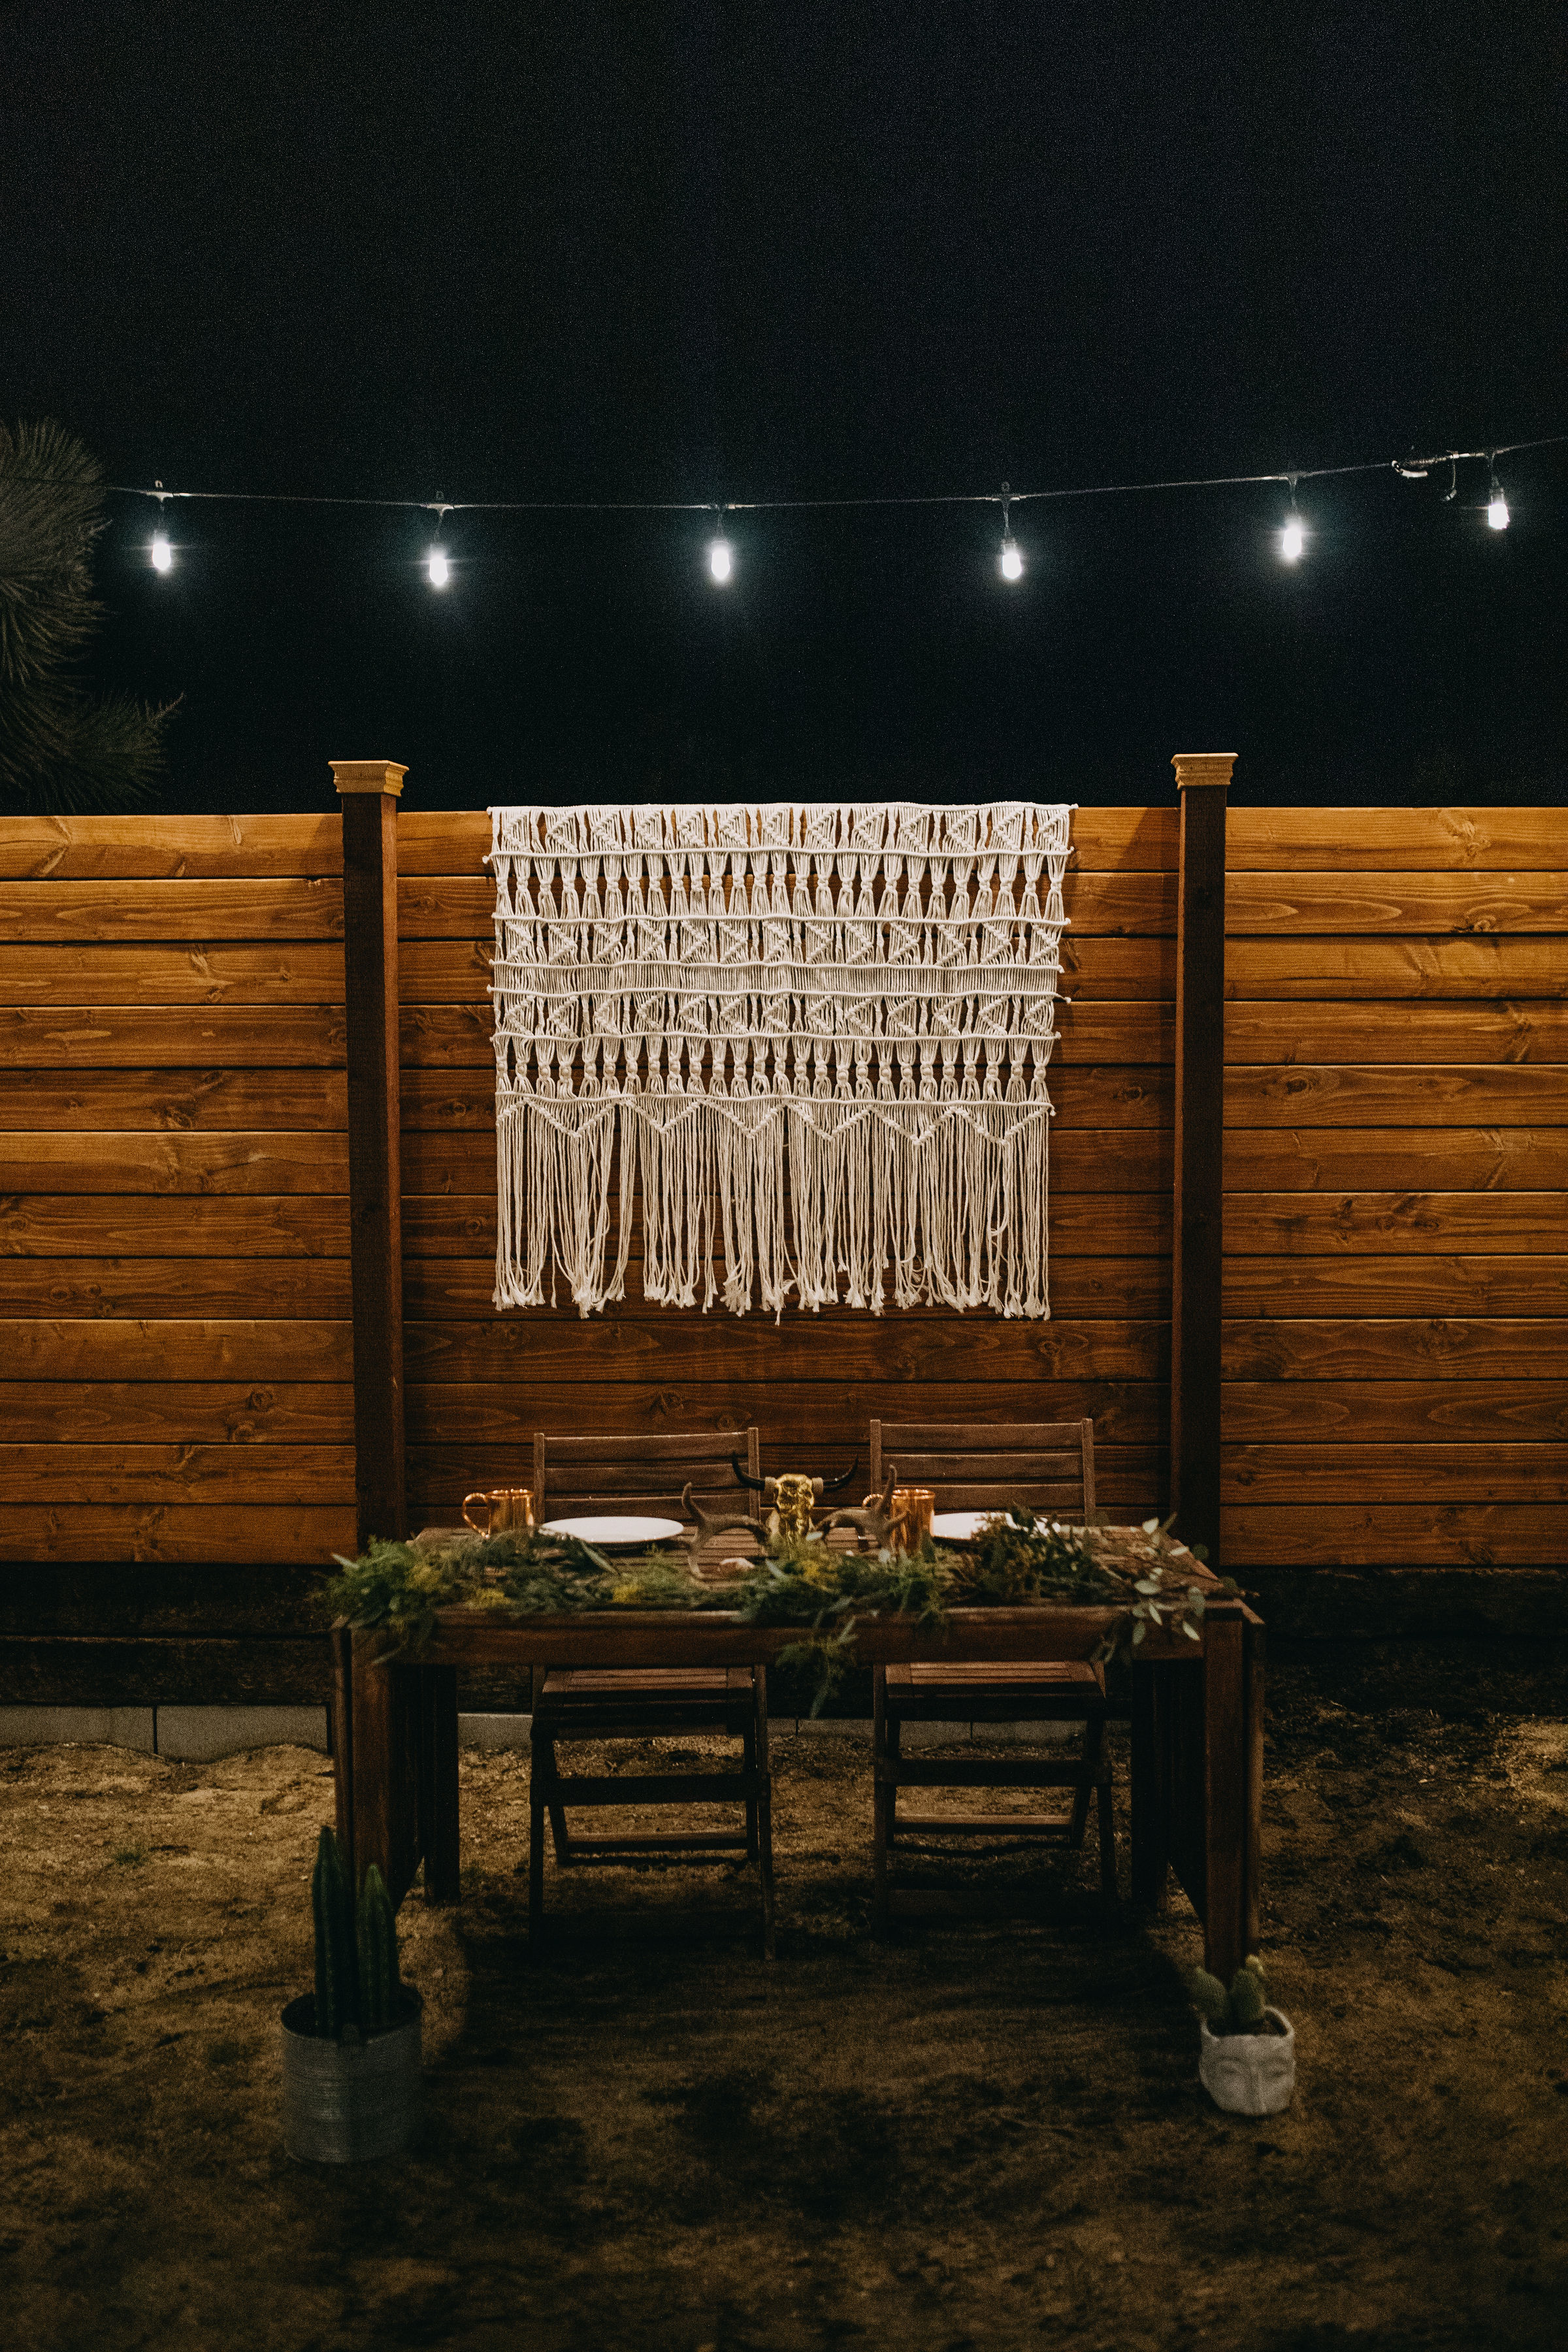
[{"xmin": 889, "ymin": 1486, "xmax": 935, "ymax": 1554}]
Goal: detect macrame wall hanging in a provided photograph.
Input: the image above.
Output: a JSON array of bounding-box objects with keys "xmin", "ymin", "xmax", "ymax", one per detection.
[{"xmin": 488, "ymin": 801, "xmax": 1074, "ymax": 1320}]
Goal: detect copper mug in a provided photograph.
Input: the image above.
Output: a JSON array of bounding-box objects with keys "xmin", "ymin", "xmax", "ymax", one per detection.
[
  {"xmin": 462, "ymin": 1486, "xmax": 534, "ymax": 1535},
  {"xmin": 888, "ymin": 1486, "xmax": 935, "ymax": 1554}
]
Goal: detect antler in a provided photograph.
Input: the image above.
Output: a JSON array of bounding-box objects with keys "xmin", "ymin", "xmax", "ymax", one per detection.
[
  {"xmin": 682, "ymin": 1482, "xmax": 760, "ymax": 1544},
  {"xmin": 823, "ymin": 1465, "xmax": 898, "ymax": 1548}
]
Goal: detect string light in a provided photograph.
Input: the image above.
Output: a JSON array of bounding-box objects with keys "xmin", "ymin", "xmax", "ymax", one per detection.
[
  {"xmin": 425, "ymin": 503, "xmax": 451, "ymax": 588},
  {"xmin": 150, "ymin": 482, "xmax": 172, "ymax": 573},
  {"xmin": 1486, "ymin": 457, "xmax": 1510, "ymax": 531},
  {"xmin": 707, "ymin": 508, "xmax": 734, "ymax": 584},
  {"xmin": 997, "ymin": 483, "xmax": 1024, "ymax": 581},
  {"xmin": 1280, "ymin": 478, "xmax": 1305, "ymax": 563}
]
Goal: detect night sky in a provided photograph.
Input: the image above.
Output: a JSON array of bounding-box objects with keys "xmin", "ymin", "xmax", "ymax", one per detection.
[{"xmin": 6, "ymin": 1, "xmax": 1565, "ymax": 813}]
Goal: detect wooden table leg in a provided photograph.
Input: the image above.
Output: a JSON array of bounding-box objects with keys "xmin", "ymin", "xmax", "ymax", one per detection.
[
  {"xmin": 349, "ymin": 1628, "xmax": 425, "ymax": 1910},
  {"xmin": 331, "ymin": 1621, "xmax": 357, "ymax": 1885},
  {"xmin": 417, "ymin": 1665, "xmax": 461, "ymax": 1904},
  {"xmin": 1201, "ymin": 1603, "xmax": 1254, "ymax": 1981},
  {"xmin": 1128, "ymin": 1658, "xmax": 1169, "ymax": 1911}
]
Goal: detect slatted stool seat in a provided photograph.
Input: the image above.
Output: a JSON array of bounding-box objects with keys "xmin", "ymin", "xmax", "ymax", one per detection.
[
  {"xmin": 868, "ymin": 1417, "xmax": 1120, "ymax": 1931},
  {"xmin": 527, "ymin": 1429, "xmax": 775, "ymax": 1955}
]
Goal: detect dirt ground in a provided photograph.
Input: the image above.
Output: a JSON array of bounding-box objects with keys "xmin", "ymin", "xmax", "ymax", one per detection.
[{"xmin": 4, "ymin": 1655, "xmax": 1567, "ymax": 2352}]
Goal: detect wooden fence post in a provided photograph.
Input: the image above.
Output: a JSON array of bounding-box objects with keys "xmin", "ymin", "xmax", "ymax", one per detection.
[
  {"xmin": 1169, "ymin": 752, "xmax": 1234, "ymax": 1565},
  {"xmin": 332, "ymin": 759, "xmax": 408, "ymax": 1550}
]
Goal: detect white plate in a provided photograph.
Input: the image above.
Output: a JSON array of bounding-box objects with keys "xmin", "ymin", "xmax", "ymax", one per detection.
[
  {"xmin": 540, "ymin": 1514, "xmax": 685, "ymax": 1550},
  {"xmin": 931, "ymin": 1510, "xmax": 1002, "ymax": 1543}
]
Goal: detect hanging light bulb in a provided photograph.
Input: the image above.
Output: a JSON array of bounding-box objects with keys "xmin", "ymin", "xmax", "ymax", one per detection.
[
  {"xmin": 708, "ymin": 510, "xmax": 734, "ymax": 584},
  {"xmin": 150, "ymin": 483, "xmax": 172, "ymax": 573},
  {"xmin": 1486, "ymin": 457, "xmax": 1509, "ymax": 531},
  {"xmin": 1280, "ymin": 478, "xmax": 1305, "ymax": 563},
  {"xmin": 998, "ymin": 483, "xmax": 1024, "ymax": 581},
  {"xmin": 425, "ymin": 503, "xmax": 453, "ymax": 589}
]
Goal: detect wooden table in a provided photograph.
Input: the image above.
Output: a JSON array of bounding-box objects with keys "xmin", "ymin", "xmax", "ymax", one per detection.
[{"xmin": 331, "ymin": 1550, "xmax": 1265, "ymax": 1980}]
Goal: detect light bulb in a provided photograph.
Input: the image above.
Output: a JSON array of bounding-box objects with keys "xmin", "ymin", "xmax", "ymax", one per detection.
[
  {"xmin": 1487, "ymin": 485, "xmax": 1509, "ymax": 531},
  {"xmin": 1000, "ymin": 536, "xmax": 1024, "ymax": 582},
  {"xmin": 708, "ymin": 534, "xmax": 733, "ymax": 585},
  {"xmin": 150, "ymin": 530, "xmax": 172, "ymax": 574},
  {"xmin": 427, "ymin": 545, "xmax": 450, "ymax": 589},
  {"xmin": 1281, "ymin": 515, "xmax": 1305, "ymax": 563}
]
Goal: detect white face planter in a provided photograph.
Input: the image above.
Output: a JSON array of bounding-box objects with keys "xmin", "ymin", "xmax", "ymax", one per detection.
[{"xmin": 1198, "ymin": 2009, "xmax": 1296, "ymax": 2116}]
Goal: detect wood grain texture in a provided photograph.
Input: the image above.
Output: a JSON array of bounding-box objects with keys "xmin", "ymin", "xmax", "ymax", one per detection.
[
  {"xmin": 405, "ymin": 1379, "xmax": 1169, "ymax": 1448},
  {"xmin": 1226, "ymin": 1003, "xmax": 1568, "ymax": 1064},
  {"xmin": 1232, "ymin": 1567, "xmax": 1568, "ymax": 1644},
  {"xmin": 1226, "ymin": 808, "xmax": 1567, "ymax": 870},
  {"xmin": 1223, "ymin": 1066, "xmax": 1568, "ymax": 1124},
  {"xmin": 0, "ymin": 1637, "xmax": 334, "ymax": 1707},
  {"xmin": 395, "ymin": 804, "xmax": 1181, "ymax": 877},
  {"xmin": 1228, "ymin": 872, "xmax": 1568, "ymax": 934},
  {"xmin": 401, "ymin": 1191, "xmax": 1173, "ymax": 1256},
  {"xmin": 0, "ymin": 1132, "xmax": 349, "ymax": 1193},
  {"xmin": 401, "ymin": 1253, "xmax": 1171, "ymax": 1320},
  {"xmin": 1222, "ymin": 1444, "xmax": 1568, "ymax": 1503},
  {"xmin": 3, "ymin": 1259, "xmax": 353, "ymax": 1317},
  {"xmin": 403, "ymin": 1314, "xmax": 1167, "ymax": 1384},
  {"xmin": 0, "ymin": 1562, "xmax": 334, "ymax": 1640},
  {"xmin": 1221, "ymin": 1503, "xmax": 1566, "ymax": 1566},
  {"xmin": 0, "ymin": 943, "xmax": 345, "ymax": 1005},
  {"xmin": 1223, "ymin": 1192, "xmax": 1568, "ymax": 1254},
  {"xmin": 0, "ymin": 1321, "xmax": 351, "ymax": 1380},
  {"xmin": 1224, "ymin": 1255, "xmax": 1568, "ymax": 1317},
  {"xmin": 0, "ymin": 879, "xmax": 345, "ymax": 939},
  {"xmin": 0, "ymin": 1505, "xmax": 355, "ymax": 1563},
  {"xmin": 1223, "ymin": 1128, "xmax": 1568, "ymax": 1191},
  {"xmin": 397, "ymin": 868, "xmax": 1177, "ymax": 939},
  {"xmin": 0, "ymin": 1445, "xmax": 356, "ymax": 1503},
  {"xmin": 401, "ymin": 1125, "xmax": 1172, "ymax": 1196},
  {"xmin": 0, "ymin": 1070, "xmax": 347, "ymax": 1130},
  {"xmin": 0, "ymin": 1007, "xmax": 346, "ymax": 1066},
  {"xmin": 0, "ymin": 1382, "xmax": 354, "ymax": 1441},
  {"xmin": 1226, "ymin": 938, "xmax": 1568, "ymax": 1000},
  {"xmin": 0, "ymin": 814, "xmax": 343, "ymax": 879},
  {"xmin": 0, "ymin": 1196, "xmax": 348, "ymax": 1256},
  {"xmin": 1222, "ymin": 1380, "xmax": 1568, "ymax": 1441},
  {"xmin": 1222, "ymin": 1319, "xmax": 1568, "ymax": 1380}
]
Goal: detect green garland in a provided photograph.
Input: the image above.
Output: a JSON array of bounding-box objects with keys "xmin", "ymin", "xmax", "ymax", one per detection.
[{"xmin": 325, "ymin": 1511, "xmax": 1230, "ymax": 1710}]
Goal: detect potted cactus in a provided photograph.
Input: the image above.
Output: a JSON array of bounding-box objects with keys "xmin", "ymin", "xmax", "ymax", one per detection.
[
  {"xmin": 1187, "ymin": 1955, "xmax": 1295, "ymax": 2116},
  {"xmin": 280, "ymin": 1828, "xmax": 422, "ymax": 2162}
]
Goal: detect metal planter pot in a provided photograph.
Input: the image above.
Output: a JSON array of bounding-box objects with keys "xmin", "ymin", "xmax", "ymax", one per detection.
[
  {"xmin": 280, "ymin": 1991, "xmax": 423, "ymax": 2163},
  {"xmin": 1198, "ymin": 2007, "xmax": 1296, "ymax": 2116}
]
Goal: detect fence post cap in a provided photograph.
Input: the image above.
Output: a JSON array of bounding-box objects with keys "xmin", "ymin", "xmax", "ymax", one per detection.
[
  {"xmin": 1171, "ymin": 753, "xmax": 1237, "ymax": 790},
  {"xmin": 331, "ymin": 760, "xmax": 408, "ymax": 798}
]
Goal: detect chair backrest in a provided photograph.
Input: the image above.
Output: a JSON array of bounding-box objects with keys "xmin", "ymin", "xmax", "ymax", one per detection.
[
  {"xmin": 532, "ymin": 1428, "xmax": 762, "ymax": 1525},
  {"xmin": 868, "ymin": 1419, "xmax": 1096, "ymax": 1522}
]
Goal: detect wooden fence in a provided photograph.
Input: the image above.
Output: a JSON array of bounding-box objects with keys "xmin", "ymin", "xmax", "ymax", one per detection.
[{"xmin": 1, "ymin": 786, "xmax": 1561, "ymax": 1707}]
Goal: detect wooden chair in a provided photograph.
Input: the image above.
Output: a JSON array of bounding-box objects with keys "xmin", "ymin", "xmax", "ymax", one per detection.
[
  {"xmin": 527, "ymin": 1429, "xmax": 775, "ymax": 1953},
  {"xmin": 868, "ymin": 1418, "xmax": 1119, "ymax": 1930}
]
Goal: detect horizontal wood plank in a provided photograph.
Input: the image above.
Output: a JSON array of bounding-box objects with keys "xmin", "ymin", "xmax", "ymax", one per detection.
[
  {"xmin": 1223, "ymin": 1192, "xmax": 1568, "ymax": 1255},
  {"xmin": 0, "ymin": 1322, "xmax": 351, "ymax": 1380},
  {"xmin": 1226, "ymin": 1002, "xmax": 1568, "ymax": 1065},
  {"xmin": 1222, "ymin": 1380, "xmax": 1568, "ymax": 1441},
  {"xmin": 1226, "ymin": 938, "xmax": 1568, "ymax": 1000},
  {"xmin": 1224, "ymin": 1256, "xmax": 1568, "ymax": 1317},
  {"xmin": 1224, "ymin": 1129, "xmax": 1568, "ymax": 1192},
  {"xmin": 0, "ymin": 1196, "xmax": 348, "ymax": 1257},
  {"xmin": 1222, "ymin": 1319, "xmax": 1568, "ymax": 1380},
  {"xmin": 0, "ymin": 1007, "xmax": 346, "ymax": 1067},
  {"xmin": 0, "ymin": 1070, "xmax": 346, "ymax": 1130},
  {"xmin": 1226, "ymin": 808, "xmax": 1567, "ymax": 871},
  {"xmin": 404, "ymin": 1315, "xmax": 1167, "ymax": 1384},
  {"xmin": 0, "ymin": 879, "xmax": 345, "ymax": 940},
  {"xmin": 1224, "ymin": 1065, "xmax": 1568, "ymax": 1124},
  {"xmin": 0, "ymin": 1132, "xmax": 349, "ymax": 1194},
  {"xmin": 0, "ymin": 1445, "xmax": 355, "ymax": 1503},
  {"xmin": 3, "ymin": 1260, "xmax": 353, "ymax": 1316},
  {"xmin": 0, "ymin": 943, "xmax": 345, "ymax": 1005},
  {"xmin": 0, "ymin": 1382, "xmax": 354, "ymax": 1441},
  {"xmin": 0, "ymin": 1562, "xmax": 333, "ymax": 1640},
  {"xmin": 0, "ymin": 1507, "xmax": 355, "ymax": 1563},
  {"xmin": 406, "ymin": 1379, "xmax": 1169, "ymax": 1448},
  {"xmin": 1222, "ymin": 1444, "xmax": 1568, "ymax": 1504},
  {"xmin": 0, "ymin": 1637, "xmax": 335, "ymax": 1707},
  {"xmin": 1228, "ymin": 872, "xmax": 1568, "ymax": 935},
  {"xmin": 401, "ymin": 1191, "xmax": 1173, "ymax": 1257},
  {"xmin": 1222, "ymin": 1503, "xmax": 1566, "ymax": 1567},
  {"xmin": 0, "ymin": 813, "xmax": 342, "ymax": 879}
]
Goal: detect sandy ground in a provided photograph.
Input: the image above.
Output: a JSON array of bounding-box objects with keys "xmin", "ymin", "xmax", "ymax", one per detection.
[{"xmin": 3, "ymin": 1661, "xmax": 1567, "ymax": 2352}]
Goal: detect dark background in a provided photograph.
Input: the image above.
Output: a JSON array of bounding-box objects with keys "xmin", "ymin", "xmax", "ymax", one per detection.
[{"xmin": 5, "ymin": 0, "xmax": 1565, "ymax": 813}]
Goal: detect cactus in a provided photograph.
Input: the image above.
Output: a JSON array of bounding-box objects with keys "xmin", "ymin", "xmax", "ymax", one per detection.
[
  {"xmin": 356, "ymin": 1864, "xmax": 402, "ymax": 2032},
  {"xmin": 311, "ymin": 1825, "xmax": 359, "ymax": 2040},
  {"xmin": 1186, "ymin": 1955, "xmax": 1271, "ymax": 2036}
]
